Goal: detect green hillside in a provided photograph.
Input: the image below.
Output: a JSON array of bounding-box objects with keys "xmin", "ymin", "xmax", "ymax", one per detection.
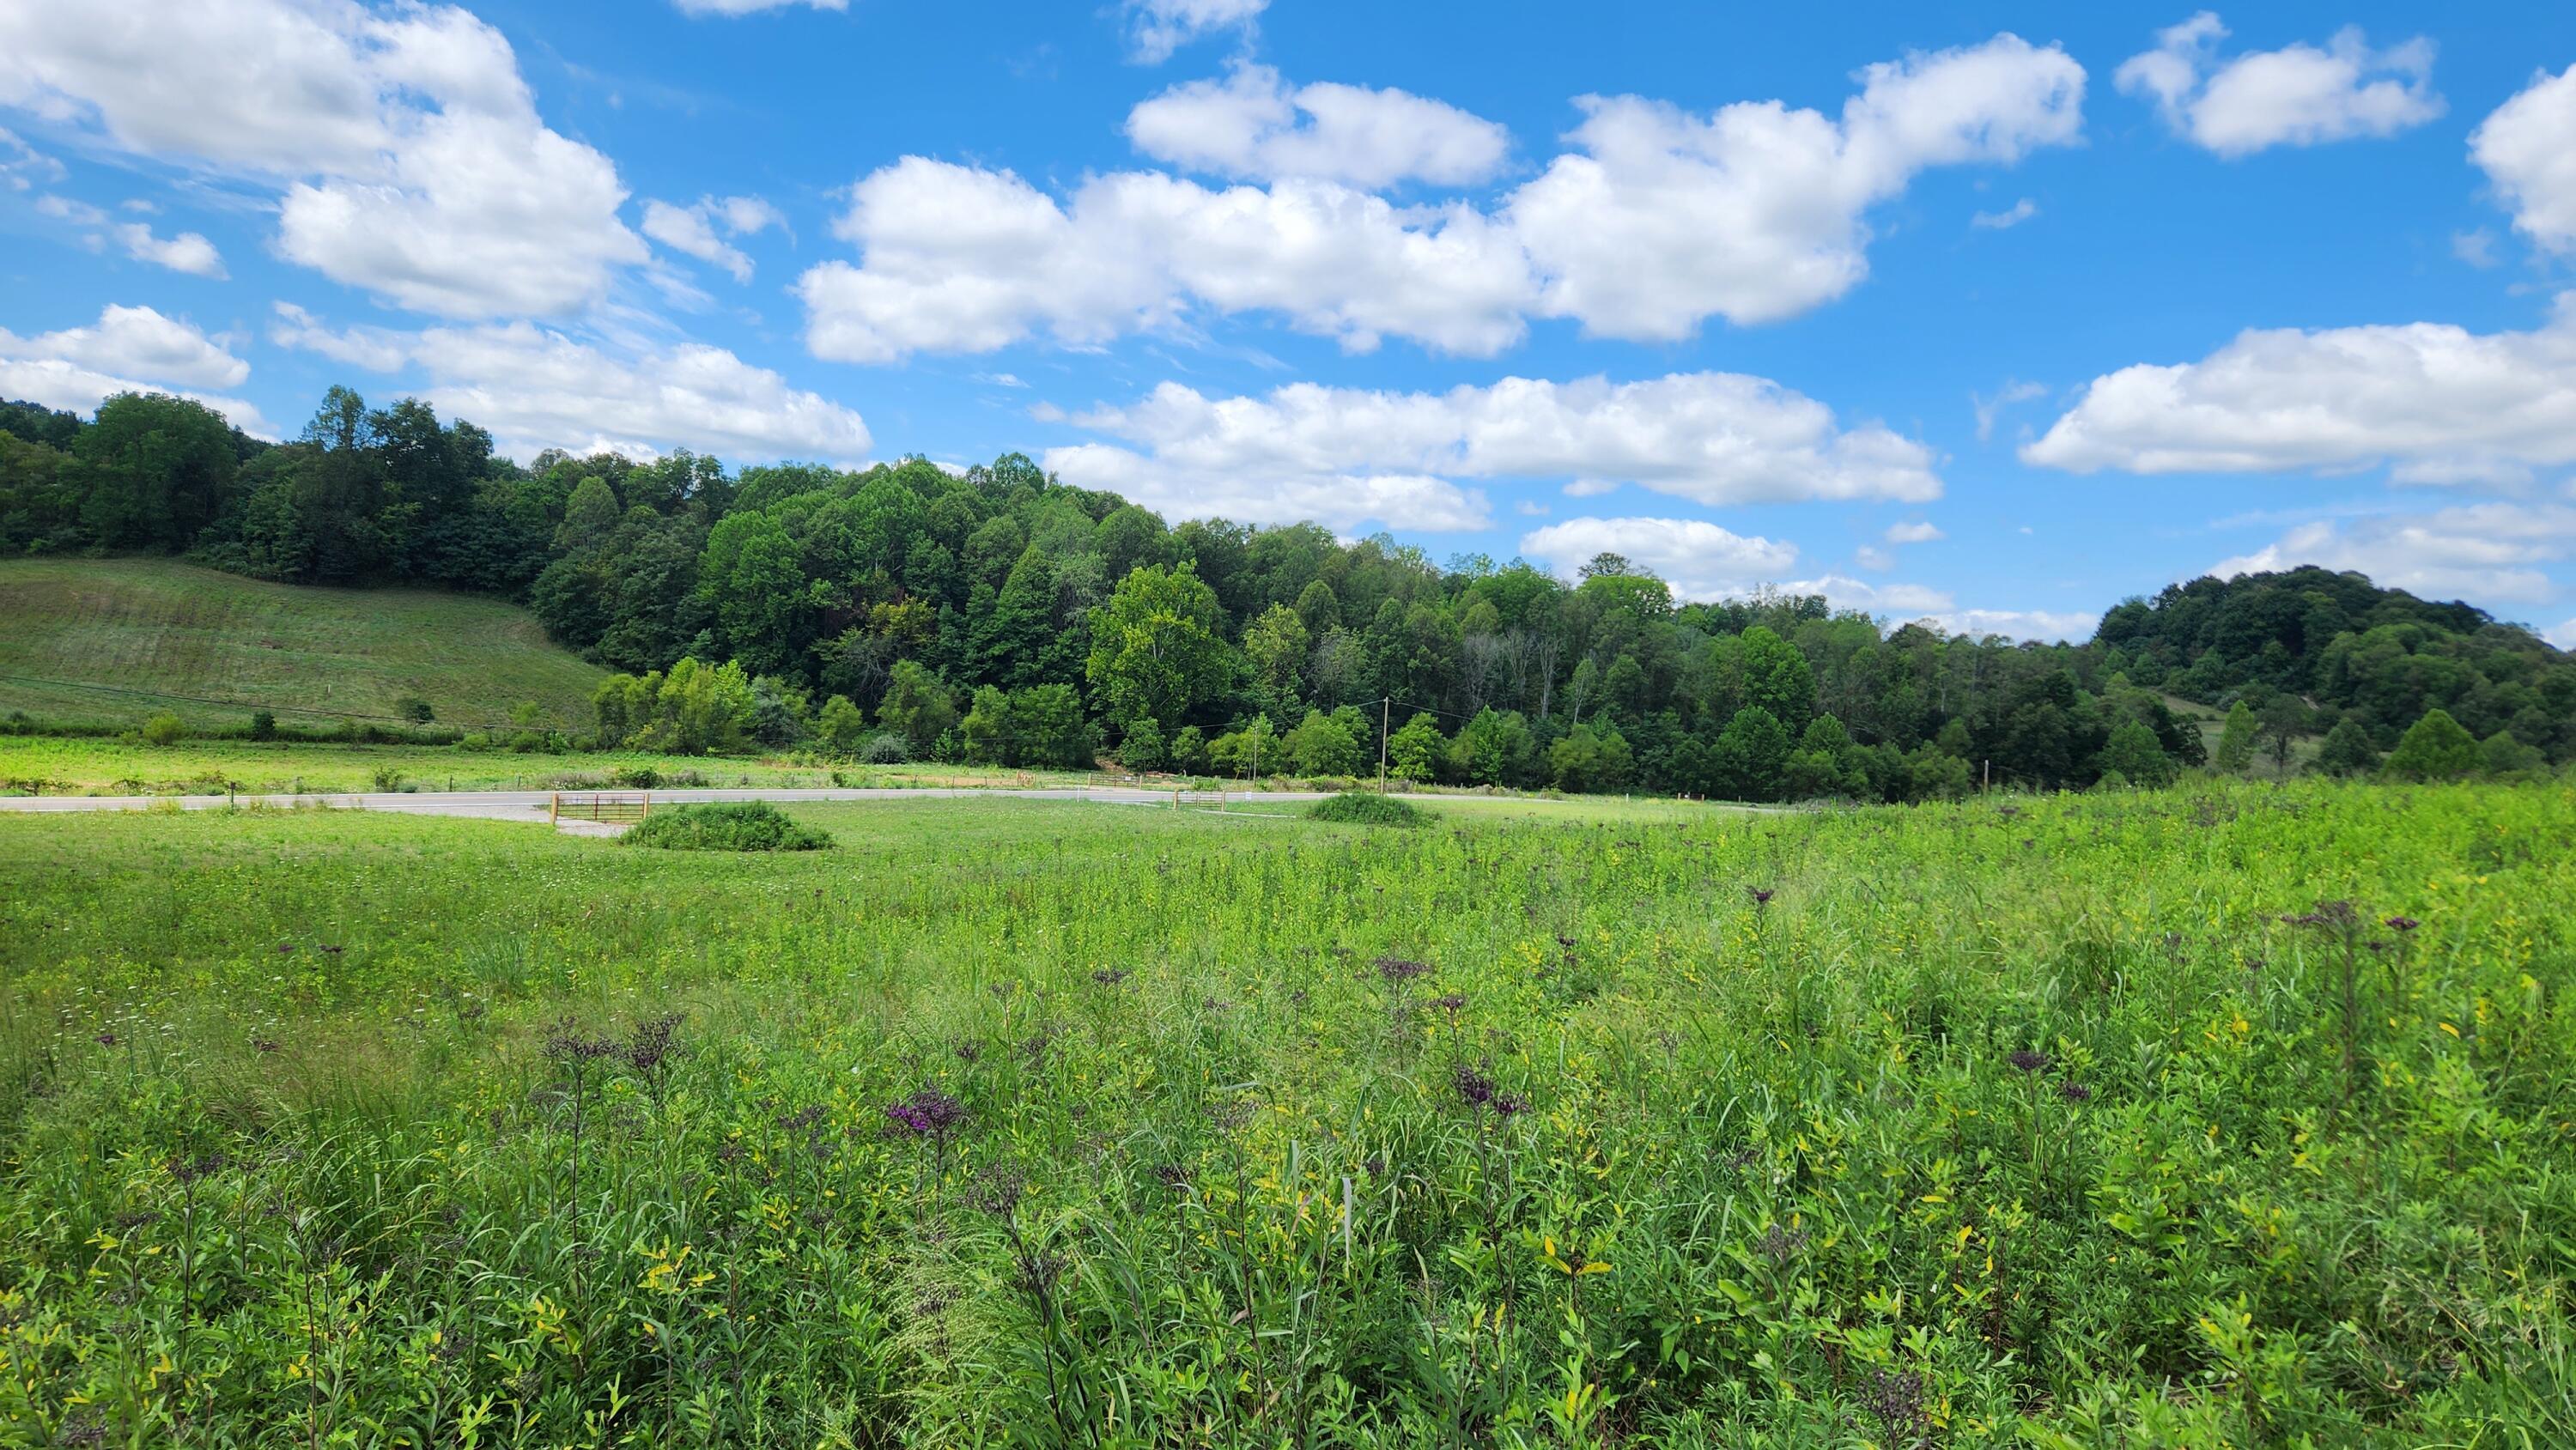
[{"xmin": 0, "ymin": 557, "xmax": 605, "ymax": 731}]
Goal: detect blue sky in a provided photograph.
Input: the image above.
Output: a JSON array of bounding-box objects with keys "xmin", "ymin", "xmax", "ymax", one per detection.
[{"xmin": 5, "ymin": 1, "xmax": 2576, "ymax": 644}]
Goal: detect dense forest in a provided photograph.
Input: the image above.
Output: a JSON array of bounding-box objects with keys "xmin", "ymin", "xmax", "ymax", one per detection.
[{"xmin": 4, "ymin": 388, "xmax": 2570, "ymax": 797}]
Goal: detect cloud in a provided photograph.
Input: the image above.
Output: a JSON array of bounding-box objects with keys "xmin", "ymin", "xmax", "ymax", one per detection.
[
  {"xmin": 1125, "ymin": 0, "xmax": 1265, "ymax": 64},
  {"xmin": 1971, "ymin": 379, "xmax": 2047, "ymax": 440},
  {"xmin": 2116, "ymin": 12, "xmax": 2441, "ymax": 157},
  {"xmin": 1043, "ymin": 370, "xmax": 1937, "ymax": 535},
  {"xmin": 2548, "ymin": 616, "xmax": 2576, "ymax": 650},
  {"xmin": 799, "ymin": 33, "xmax": 2083, "ymax": 361},
  {"xmin": 0, "ymin": 0, "xmax": 644, "ymax": 318},
  {"xmin": 110, "ymin": 220, "xmax": 224, "ymax": 276},
  {"xmin": 2451, "ymin": 228, "xmax": 2499, "ymax": 268},
  {"xmin": 2, "ymin": 304, "xmax": 246, "ymax": 388},
  {"xmin": 0, "ymin": 304, "xmax": 262, "ymax": 431},
  {"xmin": 797, "ymin": 157, "xmax": 1534, "ymax": 361},
  {"xmin": 2472, "ymin": 64, "xmax": 2576, "ymax": 254},
  {"xmin": 1855, "ymin": 544, "xmax": 1895, "ymax": 571},
  {"xmin": 1884, "ymin": 519, "xmax": 1945, "ymax": 543},
  {"xmin": 1508, "ymin": 34, "xmax": 2083, "ymax": 339},
  {"xmin": 0, "ymin": 125, "xmax": 62, "ymax": 190},
  {"xmin": 1971, "ymin": 197, "xmax": 2038, "ymax": 229},
  {"xmin": 1519, "ymin": 516, "xmax": 1799, "ymax": 599},
  {"xmin": 2024, "ymin": 294, "xmax": 2576, "ymax": 483},
  {"xmin": 1926, "ymin": 606, "xmax": 2098, "ymax": 641},
  {"xmin": 2211, "ymin": 503, "xmax": 2576, "ymax": 608},
  {"xmin": 270, "ymin": 306, "xmax": 872, "ymax": 465},
  {"xmin": 643, "ymin": 198, "xmax": 756, "ymax": 282},
  {"xmin": 1127, "ymin": 63, "xmax": 1510, "ymax": 188},
  {"xmin": 672, "ymin": 0, "xmax": 845, "ymax": 15}
]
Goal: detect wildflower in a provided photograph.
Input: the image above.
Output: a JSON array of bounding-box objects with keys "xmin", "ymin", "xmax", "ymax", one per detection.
[
  {"xmin": 951, "ymin": 1039, "xmax": 981, "ymax": 1064},
  {"xmin": 1363, "ymin": 1155, "xmax": 1387, "ymax": 1177},
  {"xmin": 1453, "ymin": 1064, "xmax": 1497, "ymax": 1109},
  {"xmin": 2385, "ymin": 916, "xmax": 2420, "ymax": 932},
  {"xmin": 95, "ymin": 1031, "xmax": 118, "ymax": 1047},
  {"xmin": 541, "ymin": 1019, "xmax": 617, "ymax": 1065},
  {"xmin": 2057, "ymin": 1081, "xmax": 2092, "ymax": 1103},
  {"xmin": 1862, "ymin": 1368, "xmax": 1929, "ymax": 1444},
  {"xmin": 1375, "ymin": 956, "xmax": 1431, "ymax": 982},
  {"xmin": 623, "ymin": 1013, "xmax": 682, "ymax": 1077},
  {"xmin": 2007, "ymin": 1048, "xmax": 2051, "ymax": 1075},
  {"xmin": 1090, "ymin": 968, "xmax": 1130, "ymax": 986},
  {"xmin": 1746, "ymin": 887, "xmax": 1776, "ymax": 907},
  {"xmin": 1431, "ymin": 992, "xmax": 1467, "ymax": 1016},
  {"xmin": 884, "ymin": 1089, "xmax": 966, "ymax": 1141},
  {"xmin": 1152, "ymin": 1162, "xmax": 1190, "ymax": 1192},
  {"xmin": 1757, "ymin": 1222, "xmax": 1808, "ymax": 1265},
  {"xmin": 1493, "ymin": 1092, "xmax": 1528, "ymax": 1117}
]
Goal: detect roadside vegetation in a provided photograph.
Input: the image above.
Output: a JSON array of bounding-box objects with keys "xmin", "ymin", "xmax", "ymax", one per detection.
[{"xmin": 2, "ymin": 781, "xmax": 2568, "ymax": 1444}]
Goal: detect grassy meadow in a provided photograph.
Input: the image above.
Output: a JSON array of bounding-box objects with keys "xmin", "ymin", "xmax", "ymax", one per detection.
[
  {"xmin": 0, "ymin": 558, "xmax": 606, "ymax": 733},
  {"xmin": 0, "ymin": 735, "xmax": 1126, "ymax": 797},
  {"xmin": 1, "ymin": 783, "xmax": 2572, "ymax": 1446}
]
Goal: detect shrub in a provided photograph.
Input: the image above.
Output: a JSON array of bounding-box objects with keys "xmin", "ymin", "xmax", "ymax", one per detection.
[
  {"xmin": 249, "ymin": 709, "xmax": 277, "ymax": 741},
  {"xmin": 371, "ymin": 767, "xmax": 406, "ymax": 792},
  {"xmin": 141, "ymin": 713, "xmax": 185, "ymax": 747},
  {"xmin": 1307, "ymin": 791, "xmax": 1427, "ymax": 827},
  {"xmin": 627, "ymin": 801, "xmax": 832, "ymax": 852},
  {"xmin": 1119, "ymin": 717, "xmax": 1168, "ymax": 772},
  {"xmin": 394, "ymin": 695, "xmax": 436, "ymax": 724},
  {"xmin": 859, "ymin": 731, "xmax": 909, "ymax": 764}
]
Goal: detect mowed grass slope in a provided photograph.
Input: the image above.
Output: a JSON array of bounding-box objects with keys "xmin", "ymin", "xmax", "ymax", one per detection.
[{"xmin": 0, "ymin": 557, "xmax": 605, "ymax": 731}]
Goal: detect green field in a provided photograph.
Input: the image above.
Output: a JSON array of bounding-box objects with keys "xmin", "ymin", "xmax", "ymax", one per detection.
[
  {"xmin": 2, "ymin": 784, "xmax": 2571, "ymax": 1445},
  {"xmin": 0, "ymin": 557, "xmax": 607, "ymax": 732},
  {"xmin": 0, "ymin": 735, "xmax": 1124, "ymax": 795}
]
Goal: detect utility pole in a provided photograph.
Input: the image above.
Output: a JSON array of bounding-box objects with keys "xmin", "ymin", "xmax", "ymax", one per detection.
[
  {"xmin": 1378, "ymin": 696, "xmax": 1390, "ymax": 793},
  {"xmin": 1983, "ymin": 758, "xmax": 1990, "ymax": 792}
]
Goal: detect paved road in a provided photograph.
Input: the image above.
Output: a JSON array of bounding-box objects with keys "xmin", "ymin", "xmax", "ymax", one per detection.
[{"xmin": 0, "ymin": 786, "xmax": 1346, "ymax": 823}]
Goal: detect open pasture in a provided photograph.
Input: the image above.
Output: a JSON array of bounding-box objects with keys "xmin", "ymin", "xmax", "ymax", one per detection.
[{"xmin": 1, "ymin": 784, "xmax": 2572, "ymax": 1446}]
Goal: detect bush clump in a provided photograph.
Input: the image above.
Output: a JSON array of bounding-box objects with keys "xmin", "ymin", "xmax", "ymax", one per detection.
[
  {"xmin": 1306, "ymin": 790, "xmax": 1427, "ymax": 827},
  {"xmin": 627, "ymin": 800, "xmax": 832, "ymax": 852}
]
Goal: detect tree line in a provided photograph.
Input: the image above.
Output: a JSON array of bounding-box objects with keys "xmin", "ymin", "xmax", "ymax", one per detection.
[{"xmin": 4, "ymin": 387, "xmax": 2571, "ymax": 797}]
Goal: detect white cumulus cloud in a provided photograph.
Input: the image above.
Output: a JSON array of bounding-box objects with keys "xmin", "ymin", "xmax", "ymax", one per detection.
[
  {"xmin": 1127, "ymin": 64, "xmax": 1510, "ymax": 188},
  {"xmin": 799, "ymin": 33, "xmax": 2083, "ymax": 361},
  {"xmin": 641, "ymin": 196, "xmax": 782, "ymax": 283},
  {"xmin": 2472, "ymin": 64, "xmax": 2576, "ymax": 254},
  {"xmin": 1042, "ymin": 370, "xmax": 1938, "ymax": 535},
  {"xmin": 1519, "ymin": 516, "xmax": 1799, "ymax": 600},
  {"xmin": 2024, "ymin": 294, "xmax": 2576, "ymax": 484},
  {"xmin": 2, "ymin": 304, "xmax": 247, "ymax": 388},
  {"xmin": 672, "ymin": 0, "xmax": 845, "ymax": 15},
  {"xmin": 0, "ymin": 0, "xmax": 645, "ymax": 318},
  {"xmin": 270, "ymin": 306, "xmax": 872, "ymax": 465},
  {"xmin": 2117, "ymin": 12, "xmax": 2441, "ymax": 157},
  {"xmin": 2210, "ymin": 503, "xmax": 2576, "ymax": 608},
  {"xmin": 110, "ymin": 221, "xmax": 224, "ymax": 277},
  {"xmin": 1509, "ymin": 33, "xmax": 2083, "ymax": 339},
  {"xmin": 1125, "ymin": 0, "xmax": 1265, "ymax": 64},
  {"xmin": 0, "ymin": 304, "xmax": 262, "ymax": 431}
]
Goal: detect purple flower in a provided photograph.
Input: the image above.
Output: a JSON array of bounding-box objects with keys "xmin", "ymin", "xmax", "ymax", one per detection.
[
  {"xmin": 2385, "ymin": 916, "xmax": 2420, "ymax": 932},
  {"xmin": 1746, "ymin": 887, "xmax": 1776, "ymax": 907},
  {"xmin": 2007, "ymin": 1048, "xmax": 2051, "ymax": 1075},
  {"xmin": 1375, "ymin": 956, "xmax": 1431, "ymax": 983},
  {"xmin": 884, "ymin": 1089, "xmax": 966, "ymax": 1141},
  {"xmin": 2057, "ymin": 1081, "xmax": 2092, "ymax": 1103},
  {"xmin": 1453, "ymin": 1064, "xmax": 1497, "ymax": 1109}
]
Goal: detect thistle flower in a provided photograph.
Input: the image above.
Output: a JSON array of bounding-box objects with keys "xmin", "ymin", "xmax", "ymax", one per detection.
[
  {"xmin": 541, "ymin": 1020, "xmax": 617, "ymax": 1064},
  {"xmin": 1375, "ymin": 955, "xmax": 1431, "ymax": 982},
  {"xmin": 1746, "ymin": 887, "xmax": 1776, "ymax": 907},
  {"xmin": 2007, "ymin": 1048, "xmax": 2051, "ymax": 1075},
  {"xmin": 2057, "ymin": 1081, "xmax": 2092, "ymax": 1103},
  {"xmin": 623, "ymin": 1013, "xmax": 682, "ymax": 1077},
  {"xmin": 1431, "ymin": 992, "xmax": 1467, "ymax": 1016},
  {"xmin": 1493, "ymin": 1092, "xmax": 1528, "ymax": 1117},
  {"xmin": 2385, "ymin": 915, "xmax": 2419, "ymax": 932}
]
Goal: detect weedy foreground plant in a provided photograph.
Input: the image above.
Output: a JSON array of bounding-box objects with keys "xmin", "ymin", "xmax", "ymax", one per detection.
[{"xmin": 0, "ymin": 782, "xmax": 2570, "ymax": 1447}]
